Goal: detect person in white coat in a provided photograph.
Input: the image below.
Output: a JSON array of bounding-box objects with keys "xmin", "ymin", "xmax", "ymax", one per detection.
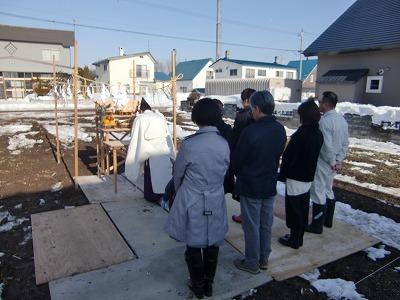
[
  {"xmin": 306, "ymin": 91, "xmax": 349, "ymax": 234},
  {"xmin": 125, "ymin": 99, "xmax": 175, "ymax": 202}
]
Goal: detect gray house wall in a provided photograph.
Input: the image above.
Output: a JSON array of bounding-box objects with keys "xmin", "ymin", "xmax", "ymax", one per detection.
[
  {"xmin": 316, "ymin": 48, "xmax": 400, "ymax": 106},
  {"xmin": 0, "ymin": 41, "xmax": 72, "ymax": 74}
]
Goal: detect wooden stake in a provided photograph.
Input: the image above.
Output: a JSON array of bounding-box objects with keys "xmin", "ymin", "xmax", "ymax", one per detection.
[
  {"xmin": 132, "ymin": 60, "xmax": 136, "ymax": 100},
  {"xmin": 73, "ymin": 40, "xmax": 79, "ymax": 188},
  {"xmin": 53, "ymin": 56, "xmax": 61, "ymax": 164},
  {"xmin": 171, "ymin": 49, "xmax": 177, "ymax": 150}
]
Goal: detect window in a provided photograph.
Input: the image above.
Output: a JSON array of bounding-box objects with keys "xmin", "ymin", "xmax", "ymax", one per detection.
[
  {"xmin": 215, "ymin": 68, "xmax": 222, "ymax": 73},
  {"xmin": 42, "ymin": 49, "xmax": 60, "ymax": 61},
  {"xmin": 103, "ymin": 64, "xmax": 108, "ymax": 71},
  {"xmin": 286, "ymin": 72, "xmax": 294, "ymax": 79},
  {"xmin": 180, "ymin": 86, "xmax": 187, "ymax": 92},
  {"xmin": 366, "ymin": 76, "xmax": 383, "ymax": 93},
  {"xmin": 258, "ymin": 69, "xmax": 266, "ymax": 76},
  {"xmin": 136, "ymin": 65, "xmax": 148, "ymax": 78},
  {"xmin": 206, "ymin": 70, "xmax": 214, "ymax": 79},
  {"xmin": 3, "ymin": 72, "xmax": 18, "ymax": 78},
  {"xmin": 230, "ymin": 69, "xmax": 238, "ymax": 76},
  {"xmin": 245, "ymin": 69, "xmax": 255, "ymax": 78},
  {"xmin": 276, "ymin": 71, "xmax": 283, "ymax": 78}
]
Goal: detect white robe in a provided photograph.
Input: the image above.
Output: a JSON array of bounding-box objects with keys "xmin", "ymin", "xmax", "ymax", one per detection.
[
  {"xmin": 310, "ymin": 109, "xmax": 349, "ymax": 204},
  {"xmin": 125, "ymin": 110, "xmax": 175, "ymax": 193}
]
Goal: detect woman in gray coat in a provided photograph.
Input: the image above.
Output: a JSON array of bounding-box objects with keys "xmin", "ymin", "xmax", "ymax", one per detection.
[{"xmin": 166, "ymin": 98, "xmax": 230, "ymax": 299}]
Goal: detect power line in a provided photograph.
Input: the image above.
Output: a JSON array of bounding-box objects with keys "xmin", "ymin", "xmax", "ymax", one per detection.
[
  {"xmin": 0, "ymin": 11, "xmax": 299, "ymax": 52},
  {"xmin": 122, "ymin": 0, "xmax": 313, "ymax": 37}
]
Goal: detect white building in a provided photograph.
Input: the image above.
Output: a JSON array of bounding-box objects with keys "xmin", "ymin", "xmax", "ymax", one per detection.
[
  {"xmin": 210, "ymin": 57, "xmax": 297, "ymax": 80},
  {"xmin": 176, "ymin": 58, "xmax": 214, "ymax": 93},
  {"xmin": 93, "ymin": 50, "xmax": 156, "ymax": 95}
]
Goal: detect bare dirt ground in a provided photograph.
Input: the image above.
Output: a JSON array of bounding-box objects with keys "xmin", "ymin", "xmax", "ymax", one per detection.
[{"xmin": 0, "ymin": 111, "xmax": 399, "ymax": 300}]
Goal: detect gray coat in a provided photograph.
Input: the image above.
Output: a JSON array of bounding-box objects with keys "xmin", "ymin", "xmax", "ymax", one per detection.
[{"xmin": 165, "ymin": 127, "xmax": 230, "ymax": 247}]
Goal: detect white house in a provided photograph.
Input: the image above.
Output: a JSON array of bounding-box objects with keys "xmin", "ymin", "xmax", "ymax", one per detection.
[
  {"xmin": 93, "ymin": 50, "xmax": 156, "ymax": 95},
  {"xmin": 176, "ymin": 58, "xmax": 214, "ymax": 93},
  {"xmin": 210, "ymin": 57, "xmax": 297, "ymax": 80}
]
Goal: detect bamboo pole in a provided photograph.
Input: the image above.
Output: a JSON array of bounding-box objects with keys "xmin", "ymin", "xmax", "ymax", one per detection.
[
  {"xmin": 53, "ymin": 56, "xmax": 61, "ymax": 164},
  {"xmin": 171, "ymin": 49, "xmax": 177, "ymax": 150},
  {"xmin": 132, "ymin": 60, "xmax": 136, "ymax": 100},
  {"xmin": 73, "ymin": 40, "xmax": 79, "ymax": 188}
]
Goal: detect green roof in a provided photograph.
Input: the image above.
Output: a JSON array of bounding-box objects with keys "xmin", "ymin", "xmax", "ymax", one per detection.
[
  {"xmin": 287, "ymin": 59, "xmax": 318, "ymax": 80},
  {"xmin": 176, "ymin": 58, "xmax": 212, "ymax": 81}
]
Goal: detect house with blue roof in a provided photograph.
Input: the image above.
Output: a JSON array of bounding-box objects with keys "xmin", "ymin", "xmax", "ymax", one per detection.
[
  {"xmin": 175, "ymin": 58, "xmax": 214, "ymax": 93},
  {"xmin": 303, "ymin": 0, "xmax": 400, "ymax": 107},
  {"xmin": 287, "ymin": 59, "xmax": 318, "ymax": 98},
  {"xmin": 210, "ymin": 56, "xmax": 297, "ymax": 80}
]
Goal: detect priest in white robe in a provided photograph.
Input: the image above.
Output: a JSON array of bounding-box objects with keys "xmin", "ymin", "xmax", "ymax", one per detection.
[{"xmin": 125, "ymin": 99, "xmax": 175, "ymax": 201}]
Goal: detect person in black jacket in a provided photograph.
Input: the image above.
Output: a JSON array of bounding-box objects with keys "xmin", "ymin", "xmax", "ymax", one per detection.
[
  {"xmin": 277, "ymin": 100, "xmax": 323, "ymax": 249},
  {"xmin": 213, "ymin": 98, "xmax": 234, "ymax": 194},
  {"xmin": 232, "ymin": 91, "xmax": 286, "ymax": 274},
  {"xmin": 231, "ymin": 88, "xmax": 255, "ymax": 223}
]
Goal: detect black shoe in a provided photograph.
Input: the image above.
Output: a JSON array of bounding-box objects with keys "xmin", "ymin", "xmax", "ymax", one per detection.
[
  {"xmin": 185, "ymin": 250, "xmax": 204, "ymax": 299},
  {"xmin": 203, "ymin": 246, "xmax": 219, "ymax": 297},
  {"xmin": 278, "ymin": 229, "xmax": 300, "ymax": 249},
  {"xmin": 305, "ymin": 203, "xmax": 326, "ymax": 234},
  {"xmin": 324, "ymin": 198, "xmax": 336, "ymax": 228}
]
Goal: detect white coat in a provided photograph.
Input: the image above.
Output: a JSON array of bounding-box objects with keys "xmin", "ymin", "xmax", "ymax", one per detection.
[
  {"xmin": 310, "ymin": 109, "xmax": 349, "ymax": 204},
  {"xmin": 125, "ymin": 110, "xmax": 175, "ymax": 193}
]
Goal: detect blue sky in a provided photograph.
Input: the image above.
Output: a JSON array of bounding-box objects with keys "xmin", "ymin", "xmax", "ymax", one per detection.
[{"xmin": 1, "ymin": 0, "xmax": 356, "ymax": 68}]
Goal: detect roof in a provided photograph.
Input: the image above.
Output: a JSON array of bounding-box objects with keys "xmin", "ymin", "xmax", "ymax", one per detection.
[
  {"xmin": 287, "ymin": 59, "xmax": 318, "ymax": 80},
  {"xmin": 318, "ymin": 69, "xmax": 369, "ymax": 84},
  {"xmin": 304, "ymin": 0, "xmax": 400, "ymax": 56},
  {"xmin": 0, "ymin": 24, "xmax": 74, "ymax": 47},
  {"xmin": 154, "ymin": 72, "xmax": 170, "ymax": 81},
  {"xmin": 211, "ymin": 57, "xmax": 297, "ymax": 70},
  {"xmin": 93, "ymin": 52, "xmax": 156, "ymax": 66},
  {"xmin": 176, "ymin": 58, "xmax": 212, "ymax": 81}
]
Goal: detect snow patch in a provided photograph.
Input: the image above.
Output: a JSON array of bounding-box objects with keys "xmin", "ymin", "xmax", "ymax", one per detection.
[
  {"xmin": 335, "ymin": 174, "xmax": 400, "ymax": 197},
  {"xmin": 0, "ymin": 252, "xmax": 4, "ymax": 258},
  {"xmin": 335, "ymin": 202, "xmax": 400, "ymax": 250},
  {"xmin": 64, "ymin": 205, "xmax": 75, "ymax": 209},
  {"xmin": 349, "ymin": 138, "xmax": 400, "ymax": 155},
  {"xmin": 0, "ymin": 124, "xmax": 32, "ymax": 136},
  {"xmin": 344, "ymin": 161, "xmax": 375, "ymax": 168},
  {"xmin": 299, "ymin": 268, "xmax": 320, "ymax": 282},
  {"xmin": 43, "ymin": 124, "xmax": 94, "ymax": 145},
  {"xmin": 311, "ymin": 278, "xmax": 366, "ymax": 300},
  {"xmin": 14, "ymin": 204, "xmax": 22, "ymax": 209},
  {"xmin": 19, "ymin": 232, "xmax": 32, "ymax": 246},
  {"xmin": 51, "ymin": 182, "xmax": 63, "ymax": 192},
  {"xmin": 39, "ymin": 198, "xmax": 45, "ymax": 206},
  {"xmin": 7, "ymin": 132, "xmax": 43, "ymax": 154},
  {"xmin": 364, "ymin": 245, "xmax": 391, "ymax": 261},
  {"xmin": 349, "ymin": 167, "xmax": 374, "ymax": 175},
  {"xmin": 0, "ymin": 211, "xmax": 29, "ymax": 233}
]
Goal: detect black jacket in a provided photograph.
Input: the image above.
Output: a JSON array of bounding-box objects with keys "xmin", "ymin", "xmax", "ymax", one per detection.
[
  {"xmin": 232, "ymin": 115, "xmax": 287, "ymax": 198},
  {"xmin": 231, "ymin": 107, "xmax": 254, "ymax": 150},
  {"xmin": 216, "ymin": 119, "xmax": 233, "ymax": 150},
  {"xmin": 278, "ymin": 124, "xmax": 323, "ymax": 183}
]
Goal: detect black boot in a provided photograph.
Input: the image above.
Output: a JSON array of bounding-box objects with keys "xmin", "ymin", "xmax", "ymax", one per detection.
[
  {"xmin": 203, "ymin": 246, "xmax": 219, "ymax": 297},
  {"xmin": 324, "ymin": 198, "xmax": 336, "ymax": 228},
  {"xmin": 185, "ymin": 249, "xmax": 204, "ymax": 299},
  {"xmin": 278, "ymin": 228, "xmax": 301, "ymax": 249},
  {"xmin": 305, "ymin": 203, "xmax": 326, "ymax": 234}
]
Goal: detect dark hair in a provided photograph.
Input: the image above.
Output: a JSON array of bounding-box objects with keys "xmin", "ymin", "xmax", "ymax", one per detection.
[
  {"xmin": 241, "ymin": 88, "xmax": 256, "ymax": 102},
  {"xmin": 140, "ymin": 97, "xmax": 151, "ymax": 111},
  {"xmin": 298, "ymin": 100, "xmax": 321, "ymax": 125},
  {"xmin": 321, "ymin": 91, "xmax": 338, "ymax": 108},
  {"xmin": 191, "ymin": 98, "xmax": 221, "ymax": 127},
  {"xmin": 250, "ymin": 90, "xmax": 275, "ymax": 115},
  {"xmin": 212, "ymin": 98, "xmax": 224, "ymax": 116}
]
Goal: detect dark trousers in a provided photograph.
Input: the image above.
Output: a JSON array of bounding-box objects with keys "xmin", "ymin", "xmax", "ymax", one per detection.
[
  {"xmin": 144, "ymin": 160, "xmax": 163, "ymax": 202},
  {"xmin": 285, "ymin": 191, "xmax": 310, "ymax": 243}
]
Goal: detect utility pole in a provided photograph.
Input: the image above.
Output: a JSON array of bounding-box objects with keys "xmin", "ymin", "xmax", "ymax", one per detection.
[
  {"xmin": 299, "ymin": 29, "xmax": 304, "ymax": 81},
  {"xmin": 216, "ymin": 0, "xmax": 222, "ymax": 60}
]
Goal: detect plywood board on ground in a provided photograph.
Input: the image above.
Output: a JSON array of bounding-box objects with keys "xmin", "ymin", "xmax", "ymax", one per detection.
[
  {"xmin": 32, "ymin": 204, "xmax": 135, "ymax": 284},
  {"xmin": 77, "ymin": 175, "xmax": 143, "ymax": 203},
  {"xmin": 225, "ymin": 196, "xmax": 378, "ymax": 281},
  {"xmin": 102, "ymin": 199, "xmax": 182, "ymax": 258},
  {"xmin": 50, "ymin": 243, "xmax": 272, "ymax": 300}
]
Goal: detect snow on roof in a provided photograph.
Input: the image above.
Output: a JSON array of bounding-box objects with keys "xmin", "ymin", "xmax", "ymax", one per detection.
[{"xmin": 211, "ymin": 57, "xmax": 296, "ymax": 70}]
